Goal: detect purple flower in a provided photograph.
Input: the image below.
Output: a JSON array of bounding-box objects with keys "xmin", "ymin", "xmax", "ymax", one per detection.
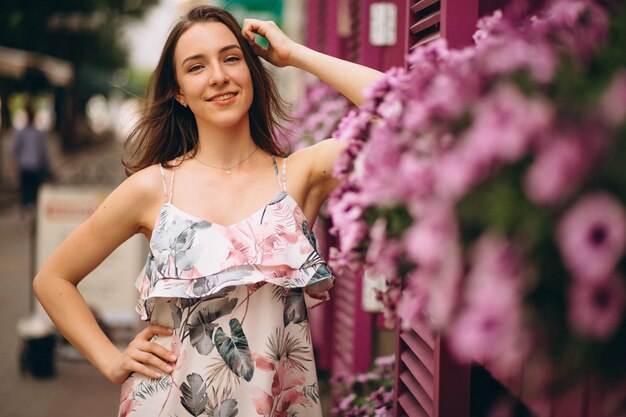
[
  {"xmin": 600, "ymin": 70, "xmax": 626, "ymax": 127},
  {"xmin": 461, "ymin": 84, "xmax": 553, "ymax": 164},
  {"xmin": 557, "ymin": 193, "xmax": 626, "ymax": 283},
  {"xmin": 366, "ymin": 219, "xmax": 401, "ymax": 279},
  {"xmin": 434, "ymin": 147, "xmax": 486, "ymax": 200},
  {"xmin": 447, "ymin": 279, "xmax": 528, "ymax": 374},
  {"xmin": 476, "ymin": 35, "xmax": 556, "ymax": 83},
  {"xmin": 568, "ymin": 274, "xmax": 625, "ymax": 340},
  {"xmin": 546, "ymin": 0, "xmax": 608, "ymax": 60},
  {"xmin": 524, "ymin": 136, "xmax": 587, "ymax": 205},
  {"xmin": 396, "ymin": 270, "xmax": 429, "ymax": 328},
  {"xmin": 466, "ymin": 234, "xmax": 525, "ymax": 295},
  {"xmin": 404, "ymin": 205, "xmax": 457, "ymax": 267}
]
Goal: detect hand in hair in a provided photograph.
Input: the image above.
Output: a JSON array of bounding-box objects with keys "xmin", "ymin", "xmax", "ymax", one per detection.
[{"xmin": 241, "ymin": 18, "xmax": 297, "ymax": 67}]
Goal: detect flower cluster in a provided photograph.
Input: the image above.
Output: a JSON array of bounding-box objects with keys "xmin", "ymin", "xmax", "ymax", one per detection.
[
  {"xmin": 277, "ymin": 80, "xmax": 353, "ymax": 152},
  {"xmin": 331, "ymin": 356, "xmax": 395, "ymax": 417},
  {"xmin": 328, "ymin": 0, "xmax": 626, "ymax": 392}
]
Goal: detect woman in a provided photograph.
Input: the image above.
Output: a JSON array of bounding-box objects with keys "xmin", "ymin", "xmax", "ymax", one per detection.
[{"xmin": 34, "ymin": 5, "xmax": 382, "ymax": 417}]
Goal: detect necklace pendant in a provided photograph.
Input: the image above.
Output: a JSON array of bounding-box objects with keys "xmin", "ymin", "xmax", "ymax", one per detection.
[{"xmin": 226, "ymin": 169, "xmax": 231, "ymax": 175}]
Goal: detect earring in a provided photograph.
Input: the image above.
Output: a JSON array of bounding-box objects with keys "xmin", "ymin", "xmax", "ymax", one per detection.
[{"xmin": 181, "ymin": 101, "xmax": 187, "ymax": 107}]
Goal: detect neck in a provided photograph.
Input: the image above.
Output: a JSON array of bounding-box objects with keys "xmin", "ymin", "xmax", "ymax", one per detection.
[{"xmin": 194, "ymin": 115, "xmax": 257, "ymax": 166}]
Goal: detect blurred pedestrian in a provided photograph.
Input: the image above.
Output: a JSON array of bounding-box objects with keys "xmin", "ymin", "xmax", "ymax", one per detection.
[
  {"xmin": 33, "ymin": 5, "xmax": 383, "ymax": 417},
  {"xmin": 11, "ymin": 103, "xmax": 50, "ymax": 219}
]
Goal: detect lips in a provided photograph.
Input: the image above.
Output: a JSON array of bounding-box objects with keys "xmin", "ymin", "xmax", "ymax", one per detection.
[{"xmin": 208, "ymin": 92, "xmax": 238, "ymax": 102}]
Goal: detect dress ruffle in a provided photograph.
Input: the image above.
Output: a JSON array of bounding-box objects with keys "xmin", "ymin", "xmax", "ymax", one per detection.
[
  {"xmin": 135, "ymin": 261, "xmax": 334, "ymax": 321},
  {"xmin": 135, "ymin": 194, "xmax": 335, "ymax": 321}
]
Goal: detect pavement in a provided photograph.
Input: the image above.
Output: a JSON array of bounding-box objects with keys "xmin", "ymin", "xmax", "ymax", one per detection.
[
  {"xmin": 0, "ymin": 138, "xmax": 125, "ymax": 417},
  {"xmin": 0, "ymin": 203, "xmax": 121, "ymax": 417}
]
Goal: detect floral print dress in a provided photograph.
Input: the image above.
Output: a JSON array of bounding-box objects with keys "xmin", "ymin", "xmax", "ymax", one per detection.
[{"xmin": 119, "ymin": 156, "xmax": 334, "ymax": 417}]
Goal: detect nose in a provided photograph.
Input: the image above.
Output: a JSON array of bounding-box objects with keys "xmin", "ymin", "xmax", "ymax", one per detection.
[{"xmin": 209, "ymin": 62, "xmax": 229, "ymax": 86}]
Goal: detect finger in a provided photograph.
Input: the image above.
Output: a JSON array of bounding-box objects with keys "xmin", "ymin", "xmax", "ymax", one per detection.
[
  {"xmin": 130, "ymin": 348, "xmax": 174, "ymax": 375},
  {"xmin": 145, "ymin": 339, "xmax": 178, "ymax": 362},
  {"xmin": 130, "ymin": 336, "xmax": 177, "ymax": 362},
  {"xmin": 139, "ymin": 325, "xmax": 173, "ymax": 340},
  {"xmin": 131, "ymin": 361, "xmax": 165, "ymax": 380},
  {"xmin": 251, "ymin": 42, "xmax": 269, "ymax": 60},
  {"xmin": 242, "ymin": 18, "xmax": 269, "ymax": 39}
]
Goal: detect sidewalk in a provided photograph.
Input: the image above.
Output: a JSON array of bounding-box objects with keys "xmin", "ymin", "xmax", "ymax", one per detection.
[
  {"xmin": 0, "ymin": 139, "xmax": 125, "ymax": 416},
  {"xmin": 0, "ymin": 203, "xmax": 121, "ymax": 417}
]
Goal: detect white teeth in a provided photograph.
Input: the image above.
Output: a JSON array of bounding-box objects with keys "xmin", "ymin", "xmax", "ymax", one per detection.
[{"xmin": 210, "ymin": 93, "xmax": 236, "ymax": 101}]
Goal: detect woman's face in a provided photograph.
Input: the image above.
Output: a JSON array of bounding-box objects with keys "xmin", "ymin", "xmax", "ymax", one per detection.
[{"xmin": 174, "ymin": 21, "xmax": 254, "ymax": 130}]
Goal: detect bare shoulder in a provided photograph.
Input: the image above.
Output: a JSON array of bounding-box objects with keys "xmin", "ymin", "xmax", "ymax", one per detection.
[
  {"xmin": 96, "ymin": 164, "xmax": 164, "ymax": 235},
  {"xmin": 288, "ymin": 139, "xmax": 347, "ymax": 181},
  {"xmin": 287, "ymin": 139, "xmax": 347, "ymax": 214}
]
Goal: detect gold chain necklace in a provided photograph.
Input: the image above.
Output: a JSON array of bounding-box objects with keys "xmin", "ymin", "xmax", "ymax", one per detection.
[{"xmin": 193, "ymin": 147, "xmax": 258, "ymax": 175}]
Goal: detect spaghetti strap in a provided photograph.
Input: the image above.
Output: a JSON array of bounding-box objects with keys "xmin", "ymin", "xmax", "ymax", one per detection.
[
  {"xmin": 158, "ymin": 164, "xmax": 175, "ymax": 204},
  {"xmin": 271, "ymin": 155, "xmax": 282, "ymax": 192},
  {"xmin": 281, "ymin": 157, "xmax": 287, "ymax": 192}
]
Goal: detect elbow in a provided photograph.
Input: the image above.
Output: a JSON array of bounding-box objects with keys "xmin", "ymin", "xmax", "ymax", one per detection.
[{"xmin": 32, "ymin": 274, "xmax": 43, "ymax": 301}]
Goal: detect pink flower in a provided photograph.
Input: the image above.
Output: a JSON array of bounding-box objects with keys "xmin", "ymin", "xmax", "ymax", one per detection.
[
  {"xmin": 568, "ymin": 274, "xmax": 625, "ymax": 340},
  {"xmin": 403, "ymin": 205, "xmax": 457, "ymax": 267},
  {"xmin": 366, "ymin": 219, "xmax": 401, "ymax": 279},
  {"xmin": 462, "ymin": 84, "xmax": 553, "ymax": 164},
  {"xmin": 447, "ymin": 280, "xmax": 527, "ymax": 374},
  {"xmin": 524, "ymin": 136, "xmax": 587, "ymax": 205},
  {"xmin": 396, "ymin": 270, "xmax": 429, "ymax": 328},
  {"xmin": 546, "ymin": 0, "xmax": 608, "ymax": 60},
  {"xmin": 435, "ymin": 148, "xmax": 487, "ymax": 200},
  {"xmin": 600, "ymin": 70, "xmax": 626, "ymax": 127},
  {"xmin": 466, "ymin": 234, "xmax": 525, "ymax": 294},
  {"xmin": 477, "ymin": 35, "xmax": 556, "ymax": 83},
  {"xmin": 557, "ymin": 193, "xmax": 626, "ymax": 283}
]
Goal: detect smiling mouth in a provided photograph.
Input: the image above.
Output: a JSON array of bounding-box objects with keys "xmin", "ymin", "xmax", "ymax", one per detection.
[{"xmin": 208, "ymin": 92, "xmax": 237, "ymax": 102}]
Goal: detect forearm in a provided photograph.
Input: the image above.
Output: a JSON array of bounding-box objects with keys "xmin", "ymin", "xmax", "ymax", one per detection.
[
  {"xmin": 289, "ymin": 44, "xmax": 384, "ymax": 107},
  {"xmin": 33, "ymin": 275, "xmax": 120, "ymax": 379}
]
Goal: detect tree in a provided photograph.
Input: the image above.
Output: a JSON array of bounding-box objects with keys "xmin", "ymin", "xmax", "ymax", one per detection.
[{"xmin": 0, "ymin": 0, "xmax": 159, "ymax": 147}]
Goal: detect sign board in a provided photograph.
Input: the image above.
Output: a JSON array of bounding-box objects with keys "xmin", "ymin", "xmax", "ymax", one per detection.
[{"xmin": 35, "ymin": 185, "xmax": 146, "ymax": 327}]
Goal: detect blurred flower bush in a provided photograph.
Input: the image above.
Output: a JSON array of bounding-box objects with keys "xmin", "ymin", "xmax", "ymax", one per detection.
[
  {"xmin": 328, "ymin": 0, "xmax": 626, "ymax": 394},
  {"xmin": 278, "ymin": 81, "xmax": 353, "ymax": 152},
  {"xmin": 331, "ymin": 356, "xmax": 395, "ymax": 417}
]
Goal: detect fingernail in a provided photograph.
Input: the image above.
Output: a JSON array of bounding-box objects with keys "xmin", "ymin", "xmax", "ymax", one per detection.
[
  {"xmin": 153, "ymin": 372, "xmax": 161, "ymax": 379},
  {"xmin": 165, "ymin": 365, "xmax": 173, "ymax": 372},
  {"xmin": 170, "ymin": 354, "xmax": 177, "ymax": 361}
]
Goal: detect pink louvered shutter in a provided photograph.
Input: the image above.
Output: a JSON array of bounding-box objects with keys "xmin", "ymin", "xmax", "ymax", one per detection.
[
  {"xmin": 394, "ymin": 321, "xmax": 470, "ymax": 417},
  {"xmin": 409, "ymin": 0, "xmax": 442, "ymax": 49}
]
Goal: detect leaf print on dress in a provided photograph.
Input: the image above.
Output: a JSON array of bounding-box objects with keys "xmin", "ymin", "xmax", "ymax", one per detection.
[
  {"xmin": 152, "ymin": 209, "xmax": 211, "ymax": 277},
  {"xmin": 211, "ymin": 399, "xmax": 239, "ymax": 417},
  {"xmin": 187, "ymin": 298, "xmax": 238, "ymax": 355},
  {"xmin": 273, "ymin": 287, "xmax": 308, "ymax": 326},
  {"xmin": 205, "ymin": 355, "xmax": 242, "ymax": 400},
  {"xmin": 251, "ymin": 327, "xmax": 317, "ymax": 416},
  {"xmin": 180, "ymin": 373, "xmax": 209, "ymax": 417},
  {"xmin": 192, "ymin": 267, "xmax": 254, "ymax": 297},
  {"xmin": 266, "ymin": 327, "xmax": 312, "ymax": 374},
  {"xmin": 213, "ymin": 318, "xmax": 255, "ymax": 382}
]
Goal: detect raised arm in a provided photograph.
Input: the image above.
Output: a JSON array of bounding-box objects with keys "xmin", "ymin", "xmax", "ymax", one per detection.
[
  {"xmin": 242, "ymin": 19, "xmax": 384, "ymax": 107},
  {"xmin": 33, "ymin": 167, "xmax": 176, "ymax": 384}
]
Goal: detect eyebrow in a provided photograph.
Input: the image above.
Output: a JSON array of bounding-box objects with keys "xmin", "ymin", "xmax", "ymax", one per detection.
[{"xmin": 181, "ymin": 44, "xmax": 242, "ymax": 67}]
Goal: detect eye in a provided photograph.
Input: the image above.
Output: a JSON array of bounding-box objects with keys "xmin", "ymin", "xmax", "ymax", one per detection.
[
  {"xmin": 188, "ymin": 64, "xmax": 203, "ymax": 73},
  {"xmin": 224, "ymin": 55, "xmax": 240, "ymax": 63}
]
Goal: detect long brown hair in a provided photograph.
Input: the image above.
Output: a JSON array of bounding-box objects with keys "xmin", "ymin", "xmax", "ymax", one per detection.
[{"xmin": 123, "ymin": 5, "xmax": 290, "ymax": 174}]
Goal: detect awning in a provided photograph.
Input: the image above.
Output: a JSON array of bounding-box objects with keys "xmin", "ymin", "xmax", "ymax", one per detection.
[{"xmin": 0, "ymin": 45, "xmax": 74, "ymax": 87}]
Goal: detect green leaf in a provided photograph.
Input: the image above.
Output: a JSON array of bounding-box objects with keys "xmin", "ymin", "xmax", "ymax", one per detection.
[
  {"xmin": 214, "ymin": 319, "xmax": 255, "ymax": 382},
  {"xmin": 188, "ymin": 298, "xmax": 237, "ymax": 355},
  {"xmin": 180, "ymin": 373, "xmax": 208, "ymax": 417},
  {"xmin": 283, "ymin": 288, "xmax": 308, "ymax": 326},
  {"xmin": 213, "ymin": 399, "xmax": 239, "ymax": 417}
]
